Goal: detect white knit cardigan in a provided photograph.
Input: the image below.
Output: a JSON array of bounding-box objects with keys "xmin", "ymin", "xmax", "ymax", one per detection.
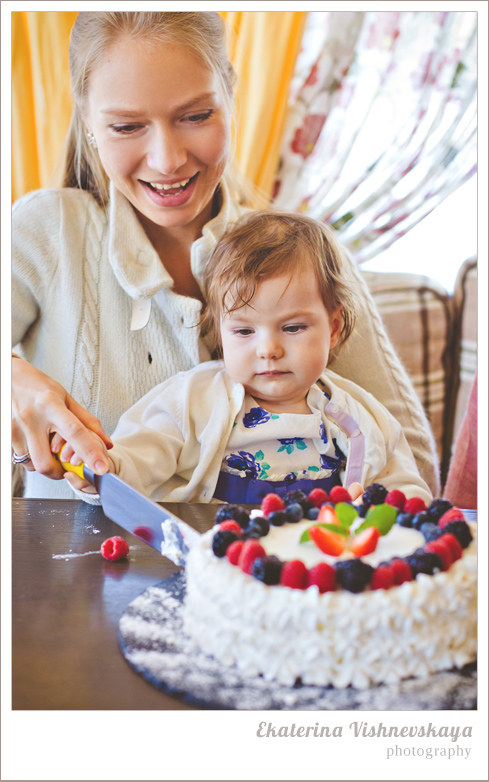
[{"xmin": 12, "ymin": 182, "xmax": 440, "ymax": 498}]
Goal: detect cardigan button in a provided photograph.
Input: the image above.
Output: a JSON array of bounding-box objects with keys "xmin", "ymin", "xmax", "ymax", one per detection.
[
  {"xmin": 329, "ymin": 403, "xmax": 339, "ymax": 413},
  {"xmin": 352, "ymin": 429, "xmax": 361, "ymax": 437}
]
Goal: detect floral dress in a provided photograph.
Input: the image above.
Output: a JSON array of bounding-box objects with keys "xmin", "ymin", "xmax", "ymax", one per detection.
[{"xmin": 214, "ymin": 387, "xmax": 347, "ymax": 503}]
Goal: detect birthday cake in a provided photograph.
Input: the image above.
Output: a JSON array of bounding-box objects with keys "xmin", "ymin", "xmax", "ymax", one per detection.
[{"xmin": 183, "ymin": 485, "xmax": 477, "ymax": 689}]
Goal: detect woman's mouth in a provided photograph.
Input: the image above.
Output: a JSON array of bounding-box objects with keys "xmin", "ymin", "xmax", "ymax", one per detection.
[
  {"xmin": 142, "ymin": 173, "xmax": 197, "ymax": 196},
  {"xmin": 139, "ymin": 173, "xmax": 199, "ymax": 208}
]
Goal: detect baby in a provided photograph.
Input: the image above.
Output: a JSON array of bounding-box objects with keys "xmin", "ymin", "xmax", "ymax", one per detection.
[{"xmin": 62, "ymin": 211, "xmax": 431, "ymax": 505}]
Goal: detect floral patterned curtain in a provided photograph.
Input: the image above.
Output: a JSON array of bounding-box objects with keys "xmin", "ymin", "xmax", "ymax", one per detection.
[{"xmin": 272, "ymin": 11, "xmax": 477, "ymax": 264}]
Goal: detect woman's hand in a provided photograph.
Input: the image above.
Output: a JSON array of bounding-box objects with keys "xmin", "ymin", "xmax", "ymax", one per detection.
[
  {"xmin": 59, "ymin": 439, "xmax": 112, "ymax": 494},
  {"xmin": 12, "ymin": 357, "xmax": 112, "ymax": 480}
]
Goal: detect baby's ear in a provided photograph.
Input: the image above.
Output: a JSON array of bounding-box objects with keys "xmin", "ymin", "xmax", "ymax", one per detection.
[{"xmin": 329, "ymin": 308, "xmax": 343, "ymax": 348}]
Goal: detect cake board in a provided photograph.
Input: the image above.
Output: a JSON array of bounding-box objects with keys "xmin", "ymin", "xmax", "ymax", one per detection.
[{"xmin": 118, "ymin": 572, "xmax": 477, "ymax": 710}]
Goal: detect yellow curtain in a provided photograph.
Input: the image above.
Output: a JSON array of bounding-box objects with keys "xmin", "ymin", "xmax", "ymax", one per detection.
[{"xmin": 12, "ymin": 11, "xmax": 305, "ymax": 202}]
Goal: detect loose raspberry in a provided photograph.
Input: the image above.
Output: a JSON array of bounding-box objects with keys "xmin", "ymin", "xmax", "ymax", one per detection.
[
  {"xmin": 307, "ymin": 562, "xmax": 336, "ymax": 593},
  {"xmin": 349, "ymin": 526, "xmax": 380, "ymax": 557},
  {"xmin": 217, "ymin": 520, "xmax": 242, "ymax": 536},
  {"xmin": 226, "ymin": 539, "xmax": 244, "ymax": 565},
  {"xmin": 308, "ymin": 488, "xmax": 329, "ymax": 508},
  {"xmin": 403, "ymin": 497, "xmax": 427, "ymax": 515},
  {"xmin": 384, "ymin": 489, "xmax": 406, "ymax": 511},
  {"xmin": 238, "ymin": 540, "xmax": 267, "ymax": 574},
  {"xmin": 370, "ymin": 565, "xmax": 395, "ymax": 590},
  {"xmin": 329, "ymin": 485, "xmax": 352, "ymax": 504},
  {"xmin": 100, "ymin": 536, "xmax": 129, "ymax": 561},
  {"xmin": 261, "ymin": 493, "xmax": 285, "ymax": 516},
  {"xmin": 439, "ymin": 532, "xmax": 463, "ymax": 562},
  {"xmin": 280, "ymin": 560, "xmax": 308, "ymax": 590},
  {"xmin": 438, "ymin": 507, "xmax": 466, "ymax": 527},
  {"xmin": 424, "ymin": 538, "xmax": 452, "ymax": 571},
  {"xmin": 390, "ymin": 558, "xmax": 413, "ymax": 585}
]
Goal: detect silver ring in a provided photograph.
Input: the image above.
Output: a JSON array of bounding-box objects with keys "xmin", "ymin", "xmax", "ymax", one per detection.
[{"xmin": 12, "ymin": 451, "xmax": 31, "ymax": 465}]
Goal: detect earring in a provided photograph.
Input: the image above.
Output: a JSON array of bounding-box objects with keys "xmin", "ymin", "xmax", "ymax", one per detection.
[{"xmin": 87, "ymin": 132, "xmax": 97, "ymax": 149}]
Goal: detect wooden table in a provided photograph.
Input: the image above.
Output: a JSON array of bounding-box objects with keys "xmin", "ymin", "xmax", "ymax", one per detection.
[{"xmin": 12, "ymin": 498, "xmax": 216, "ymax": 710}]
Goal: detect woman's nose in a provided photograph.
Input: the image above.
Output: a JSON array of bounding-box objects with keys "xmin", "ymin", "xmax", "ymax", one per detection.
[{"xmin": 146, "ymin": 126, "xmax": 187, "ymax": 174}]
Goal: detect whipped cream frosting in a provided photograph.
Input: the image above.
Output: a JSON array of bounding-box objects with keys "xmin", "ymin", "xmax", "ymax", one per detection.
[{"xmin": 183, "ymin": 523, "xmax": 477, "ymax": 689}]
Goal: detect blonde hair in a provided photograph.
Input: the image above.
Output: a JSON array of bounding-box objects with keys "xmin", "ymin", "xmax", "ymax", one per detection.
[
  {"xmin": 62, "ymin": 11, "xmax": 264, "ymax": 207},
  {"xmin": 202, "ymin": 211, "xmax": 357, "ymax": 356}
]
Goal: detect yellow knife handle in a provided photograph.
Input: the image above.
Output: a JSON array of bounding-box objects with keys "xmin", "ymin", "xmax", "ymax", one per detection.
[{"xmin": 57, "ymin": 446, "xmax": 86, "ymax": 480}]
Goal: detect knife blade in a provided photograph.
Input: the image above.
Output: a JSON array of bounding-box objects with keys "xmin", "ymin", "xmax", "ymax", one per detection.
[{"xmin": 58, "ymin": 451, "xmax": 201, "ymax": 566}]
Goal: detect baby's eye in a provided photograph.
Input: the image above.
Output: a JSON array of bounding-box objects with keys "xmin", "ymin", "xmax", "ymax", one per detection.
[
  {"xmin": 234, "ymin": 328, "xmax": 254, "ymax": 336},
  {"xmin": 284, "ymin": 324, "xmax": 307, "ymax": 333}
]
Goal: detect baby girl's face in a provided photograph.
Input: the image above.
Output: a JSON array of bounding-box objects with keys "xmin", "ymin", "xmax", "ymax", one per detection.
[{"xmin": 220, "ymin": 267, "xmax": 342, "ymax": 414}]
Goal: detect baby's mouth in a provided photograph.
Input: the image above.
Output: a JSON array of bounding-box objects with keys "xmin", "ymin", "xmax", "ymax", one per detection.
[{"xmin": 142, "ymin": 173, "xmax": 197, "ymax": 196}]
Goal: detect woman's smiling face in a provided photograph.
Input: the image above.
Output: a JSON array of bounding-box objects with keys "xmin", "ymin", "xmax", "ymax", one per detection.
[{"xmin": 84, "ymin": 37, "xmax": 231, "ymax": 240}]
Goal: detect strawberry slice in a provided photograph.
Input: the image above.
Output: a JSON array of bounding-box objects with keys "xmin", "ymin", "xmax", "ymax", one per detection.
[
  {"xmin": 317, "ymin": 504, "xmax": 341, "ymax": 527},
  {"xmin": 349, "ymin": 526, "xmax": 380, "ymax": 557},
  {"xmin": 309, "ymin": 525, "xmax": 346, "ymax": 556}
]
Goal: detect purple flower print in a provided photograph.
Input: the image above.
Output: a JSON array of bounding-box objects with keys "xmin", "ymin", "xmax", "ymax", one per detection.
[
  {"xmin": 225, "ymin": 451, "xmax": 260, "ymax": 478},
  {"xmin": 243, "ymin": 407, "xmax": 271, "ymax": 428}
]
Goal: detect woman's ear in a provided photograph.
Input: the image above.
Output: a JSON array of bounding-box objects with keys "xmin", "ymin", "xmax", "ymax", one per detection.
[{"xmin": 329, "ymin": 308, "xmax": 343, "ymax": 349}]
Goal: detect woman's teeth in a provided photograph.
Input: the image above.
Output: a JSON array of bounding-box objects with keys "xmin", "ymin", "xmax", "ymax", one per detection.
[{"xmin": 149, "ymin": 178, "xmax": 190, "ymax": 191}]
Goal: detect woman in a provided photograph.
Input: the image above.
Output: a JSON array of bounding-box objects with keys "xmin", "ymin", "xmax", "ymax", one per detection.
[{"xmin": 12, "ymin": 11, "xmax": 440, "ymax": 499}]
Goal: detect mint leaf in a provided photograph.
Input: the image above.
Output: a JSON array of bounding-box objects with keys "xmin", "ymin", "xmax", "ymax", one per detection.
[
  {"xmin": 300, "ymin": 523, "xmax": 349, "ymax": 543},
  {"xmin": 354, "ymin": 503, "xmax": 397, "ymax": 536},
  {"xmin": 334, "ymin": 502, "xmax": 358, "ymax": 529}
]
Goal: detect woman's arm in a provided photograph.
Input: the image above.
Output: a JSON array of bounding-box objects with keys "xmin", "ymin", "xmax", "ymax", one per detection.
[{"xmin": 330, "ymin": 252, "xmax": 440, "ymax": 496}]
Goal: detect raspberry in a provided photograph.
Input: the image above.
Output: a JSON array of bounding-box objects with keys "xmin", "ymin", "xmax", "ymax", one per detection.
[
  {"xmin": 280, "ymin": 560, "xmax": 308, "ymax": 590},
  {"xmin": 426, "ymin": 498, "xmax": 453, "ymax": 521},
  {"xmin": 334, "ymin": 559, "xmax": 374, "ymax": 593},
  {"xmin": 442, "ymin": 520, "xmax": 472, "ymax": 549},
  {"xmin": 438, "ymin": 507, "xmax": 466, "ymax": 527},
  {"xmin": 261, "ymin": 493, "xmax": 285, "ymax": 516},
  {"xmin": 370, "ymin": 565, "xmax": 395, "ymax": 590},
  {"xmin": 217, "ymin": 520, "xmax": 242, "ymax": 536},
  {"xmin": 212, "ymin": 530, "xmax": 240, "ymax": 558},
  {"xmin": 214, "ymin": 504, "xmax": 250, "ymax": 529},
  {"xmin": 100, "ymin": 536, "xmax": 129, "ymax": 561},
  {"xmin": 404, "ymin": 549, "xmax": 442, "ymax": 577},
  {"xmin": 439, "ymin": 532, "xmax": 463, "ymax": 562},
  {"xmin": 329, "ymin": 485, "xmax": 352, "ymax": 504},
  {"xmin": 308, "ymin": 488, "xmax": 329, "ymax": 508},
  {"xmin": 404, "ymin": 497, "xmax": 427, "ymax": 515},
  {"xmin": 389, "ymin": 558, "xmax": 413, "ymax": 585},
  {"xmin": 424, "ymin": 538, "xmax": 452, "ymax": 571},
  {"xmin": 226, "ymin": 540, "xmax": 244, "ymax": 565},
  {"xmin": 307, "ymin": 562, "xmax": 336, "ymax": 593},
  {"xmin": 384, "ymin": 489, "xmax": 406, "ymax": 511},
  {"xmin": 252, "ymin": 556, "xmax": 283, "ymax": 585},
  {"xmin": 238, "ymin": 540, "xmax": 266, "ymax": 574},
  {"xmin": 362, "ymin": 483, "xmax": 388, "ymax": 505}
]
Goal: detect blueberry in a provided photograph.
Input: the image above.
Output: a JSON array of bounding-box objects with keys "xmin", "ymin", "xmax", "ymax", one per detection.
[
  {"xmin": 252, "ymin": 555, "xmax": 283, "ymax": 585},
  {"xmin": 396, "ymin": 512, "xmax": 414, "ymax": 528},
  {"xmin": 244, "ymin": 516, "xmax": 270, "ymax": 538},
  {"xmin": 307, "ymin": 507, "xmax": 320, "ymax": 520},
  {"xmin": 404, "ymin": 549, "xmax": 443, "ymax": 577},
  {"xmin": 412, "ymin": 510, "xmax": 431, "ymax": 530},
  {"xmin": 334, "ymin": 559, "xmax": 374, "ymax": 593},
  {"xmin": 282, "ymin": 489, "xmax": 307, "ymax": 507},
  {"xmin": 420, "ymin": 522, "xmax": 444, "ymax": 542},
  {"xmin": 268, "ymin": 510, "xmax": 288, "ymax": 526},
  {"xmin": 362, "ymin": 483, "xmax": 388, "ymax": 505},
  {"xmin": 285, "ymin": 502, "xmax": 304, "ymax": 523},
  {"xmin": 357, "ymin": 502, "xmax": 370, "ymax": 518},
  {"xmin": 214, "ymin": 504, "xmax": 250, "ymax": 529},
  {"xmin": 426, "ymin": 498, "xmax": 453, "ymax": 522},
  {"xmin": 211, "ymin": 530, "xmax": 240, "ymax": 557},
  {"xmin": 443, "ymin": 520, "xmax": 473, "ymax": 549}
]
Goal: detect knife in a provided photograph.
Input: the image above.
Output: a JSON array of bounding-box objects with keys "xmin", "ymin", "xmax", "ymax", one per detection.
[{"xmin": 58, "ymin": 450, "xmax": 201, "ymax": 566}]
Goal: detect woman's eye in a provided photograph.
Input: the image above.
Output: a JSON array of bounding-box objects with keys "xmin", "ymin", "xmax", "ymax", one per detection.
[
  {"xmin": 111, "ymin": 124, "xmax": 141, "ymax": 134},
  {"xmin": 185, "ymin": 110, "xmax": 214, "ymax": 124}
]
